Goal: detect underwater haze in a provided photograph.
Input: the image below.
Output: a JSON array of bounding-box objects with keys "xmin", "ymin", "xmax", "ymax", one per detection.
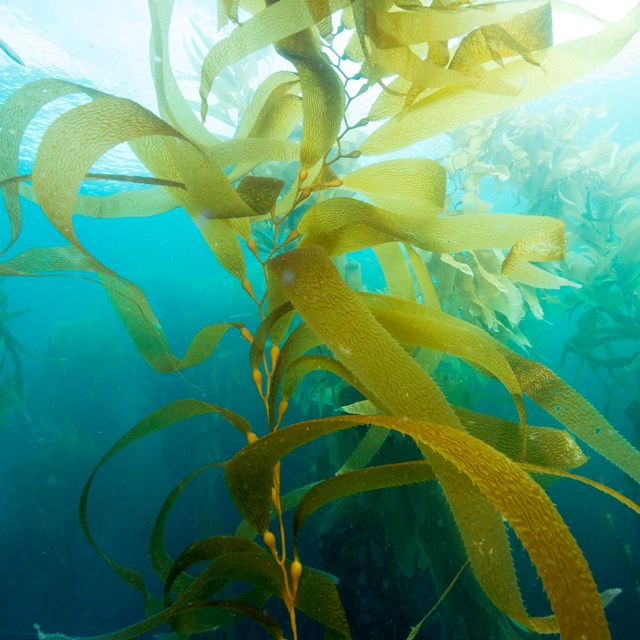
[{"xmin": 1, "ymin": 2, "xmax": 640, "ymax": 640}]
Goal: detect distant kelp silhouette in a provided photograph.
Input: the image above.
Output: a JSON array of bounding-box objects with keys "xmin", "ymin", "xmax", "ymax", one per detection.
[{"xmin": 2, "ymin": 2, "xmax": 640, "ymax": 639}]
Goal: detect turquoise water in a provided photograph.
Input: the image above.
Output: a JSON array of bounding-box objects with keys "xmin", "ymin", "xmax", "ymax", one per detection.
[{"xmin": 1, "ymin": 4, "xmax": 640, "ymax": 639}]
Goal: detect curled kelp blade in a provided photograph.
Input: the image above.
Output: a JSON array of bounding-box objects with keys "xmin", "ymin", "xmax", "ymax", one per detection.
[
  {"xmin": 0, "ymin": 246, "xmax": 233, "ymax": 373},
  {"xmin": 298, "ymin": 197, "xmax": 576, "ymax": 288},
  {"xmin": 78, "ymin": 400, "xmax": 251, "ymax": 604},
  {"xmin": 199, "ymin": 0, "xmax": 350, "ymax": 121},
  {"xmin": 149, "ymin": 0, "xmax": 220, "ymax": 146},
  {"xmin": 266, "ymin": 0, "xmax": 345, "ymax": 170},
  {"xmin": 226, "ymin": 414, "xmax": 608, "ymax": 638},
  {"xmin": 150, "ymin": 463, "xmax": 224, "ymax": 595},
  {"xmin": 164, "ymin": 536, "xmax": 263, "ymax": 603},
  {"xmin": 361, "ymin": 4, "xmax": 640, "ymax": 154},
  {"xmin": 0, "ymin": 79, "xmax": 105, "ymax": 255}
]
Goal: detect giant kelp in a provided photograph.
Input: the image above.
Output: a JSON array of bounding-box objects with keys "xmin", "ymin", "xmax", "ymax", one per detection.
[{"xmin": 2, "ymin": 1, "xmax": 640, "ymax": 639}]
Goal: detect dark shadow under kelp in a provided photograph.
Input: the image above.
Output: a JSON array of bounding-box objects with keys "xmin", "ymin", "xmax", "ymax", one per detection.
[{"xmin": 2, "ymin": 1, "xmax": 640, "ymax": 639}]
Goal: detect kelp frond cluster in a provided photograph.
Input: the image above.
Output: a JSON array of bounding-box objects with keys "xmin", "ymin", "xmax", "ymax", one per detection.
[{"xmin": 2, "ymin": 1, "xmax": 640, "ymax": 639}]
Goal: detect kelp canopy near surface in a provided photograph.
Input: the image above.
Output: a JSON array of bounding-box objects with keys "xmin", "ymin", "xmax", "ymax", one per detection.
[{"xmin": 2, "ymin": 1, "xmax": 640, "ymax": 639}]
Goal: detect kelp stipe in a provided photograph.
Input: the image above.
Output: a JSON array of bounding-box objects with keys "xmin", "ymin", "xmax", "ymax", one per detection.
[{"xmin": 2, "ymin": 1, "xmax": 640, "ymax": 639}]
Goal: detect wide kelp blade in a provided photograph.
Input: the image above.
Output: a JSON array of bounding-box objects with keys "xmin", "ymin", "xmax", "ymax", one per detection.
[
  {"xmin": 226, "ymin": 414, "xmax": 609, "ymax": 638},
  {"xmin": 0, "ymin": 78, "xmax": 104, "ymax": 254},
  {"xmin": 298, "ymin": 197, "xmax": 576, "ymax": 288},
  {"xmin": 449, "ymin": 4, "xmax": 552, "ymax": 78},
  {"xmin": 340, "ymin": 158, "xmax": 445, "ymax": 217},
  {"xmin": 361, "ymin": 4, "xmax": 640, "ymax": 154},
  {"xmin": 0, "ymin": 245, "xmax": 233, "ymax": 373}
]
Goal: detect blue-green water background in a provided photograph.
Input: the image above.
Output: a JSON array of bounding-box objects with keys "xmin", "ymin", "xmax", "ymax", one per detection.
[{"xmin": 1, "ymin": 12, "xmax": 640, "ymax": 640}]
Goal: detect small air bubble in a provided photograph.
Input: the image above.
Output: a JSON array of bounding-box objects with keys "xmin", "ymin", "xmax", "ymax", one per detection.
[{"xmin": 281, "ymin": 268, "xmax": 295, "ymax": 286}]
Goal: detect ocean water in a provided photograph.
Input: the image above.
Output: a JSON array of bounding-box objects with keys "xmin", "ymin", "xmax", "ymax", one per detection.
[{"xmin": 1, "ymin": 3, "xmax": 639, "ymax": 640}]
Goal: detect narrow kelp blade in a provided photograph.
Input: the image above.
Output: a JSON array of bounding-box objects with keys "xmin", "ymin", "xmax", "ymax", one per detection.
[
  {"xmin": 79, "ymin": 400, "xmax": 251, "ymax": 602},
  {"xmin": 226, "ymin": 413, "xmax": 609, "ymax": 638},
  {"xmin": 361, "ymin": 4, "xmax": 640, "ymax": 154},
  {"xmin": 148, "ymin": 0, "xmax": 220, "ymax": 147},
  {"xmin": 293, "ymin": 461, "xmax": 438, "ymax": 543},
  {"xmin": 0, "ymin": 246, "xmax": 233, "ymax": 373}
]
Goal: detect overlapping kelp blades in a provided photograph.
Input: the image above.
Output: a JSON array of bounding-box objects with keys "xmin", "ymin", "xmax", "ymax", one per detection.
[
  {"xmin": 148, "ymin": 0, "xmax": 221, "ymax": 147},
  {"xmin": 361, "ymin": 292, "xmax": 640, "ymax": 486},
  {"xmin": 361, "ymin": 4, "xmax": 640, "ymax": 154},
  {"xmin": 269, "ymin": 246, "xmax": 608, "ymax": 637},
  {"xmin": 199, "ymin": 0, "xmax": 351, "ymax": 122},
  {"xmin": 298, "ymin": 197, "xmax": 576, "ymax": 288},
  {"xmin": 65, "ymin": 398, "xmax": 350, "ymax": 639},
  {"xmin": 225, "ymin": 413, "xmax": 608, "ymax": 640},
  {"xmin": 265, "ymin": 0, "xmax": 345, "ymax": 170}
]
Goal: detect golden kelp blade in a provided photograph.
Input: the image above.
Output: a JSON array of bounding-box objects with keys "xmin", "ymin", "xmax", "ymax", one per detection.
[
  {"xmin": 199, "ymin": 0, "xmax": 351, "ymax": 121},
  {"xmin": 225, "ymin": 413, "xmax": 609, "ymax": 639},
  {"xmin": 365, "ymin": 1, "xmax": 550, "ymax": 46},
  {"xmin": 361, "ymin": 5, "xmax": 640, "ymax": 154},
  {"xmin": 341, "ymin": 159, "xmax": 445, "ymax": 216},
  {"xmin": 269, "ymin": 246, "xmax": 554, "ymax": 634},
  {"xmin": 267, "ymin": 3, "xmax": 345, "ymax": 169},
  {"xmin": 368, "ymin": 293, "xmax": 640, "ymax": 487},
  {"xmin": 298, "ymin": 197, "xmax": 575, "ymax": 288}
]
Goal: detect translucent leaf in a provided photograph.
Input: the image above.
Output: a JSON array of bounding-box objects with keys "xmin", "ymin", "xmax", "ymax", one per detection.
[
  {"xmin": 341, "ymin": 159, "xmax": 445, "ymax": 216},
  {"xmin": 149, "ymin": 0, "xmax": 219, "ymax": 146},
  {"xmin": 0, "ymin": 78, "xmax": 103, "ymax": 254},
  {"xmin": 361, "ymin": 5, "xmax": 640, "ymax": 154},
  {"xmin": 298, "ymin": 198, "xmax": 578, "ymax": 288},
  {"xmin": 199, "ymin": 0, "xmax": 350, "ymax": 121}
]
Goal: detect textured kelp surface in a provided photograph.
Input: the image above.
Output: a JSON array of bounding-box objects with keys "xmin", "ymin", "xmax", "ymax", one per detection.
[{"xmin": 2, "ymin": 1, "xmax": 640, "ymax": 639}]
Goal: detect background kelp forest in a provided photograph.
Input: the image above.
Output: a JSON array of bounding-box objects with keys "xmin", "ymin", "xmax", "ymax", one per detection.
[{"xmin": 1, "ymin": 1, "xmax": 640, "ymax": 639}]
